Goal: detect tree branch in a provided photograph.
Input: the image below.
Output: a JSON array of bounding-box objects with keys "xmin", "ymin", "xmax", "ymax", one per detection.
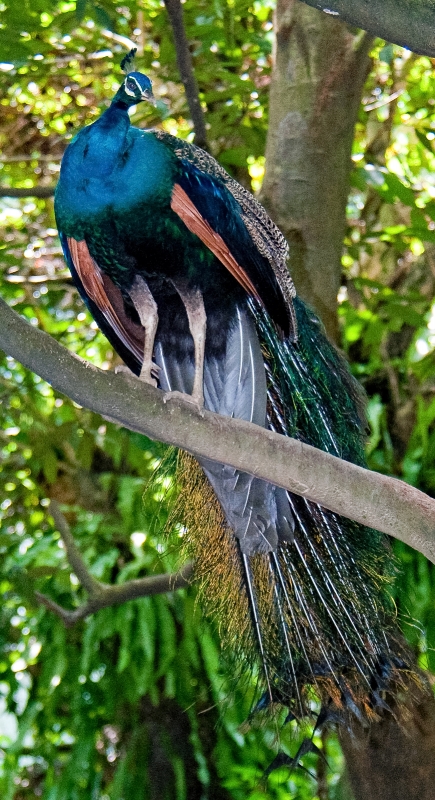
[
  {"xmin": 1, "ymin": 295, "xmax": 435, "ymax": 563},
  {"xmin": 300, "ymin": 0, "xmax": 435, "ymax": 58},
  {"xmin": 34, "ymin": 500, "xmax": 193, "ymax": 627},
  {"xmin": 0, "ymin": 186, "xmax": 55, "ymax": 198},
  {"xmin": 163, "ymin": 0, "xmax": 208, "ymax": 149},
  {"xmin": 0, "ymin": 156, "xmax": 62, "ymax": 162},
  {"xmin": 49, "ymin": 500, "xmax": 103, "ymax": 595}
]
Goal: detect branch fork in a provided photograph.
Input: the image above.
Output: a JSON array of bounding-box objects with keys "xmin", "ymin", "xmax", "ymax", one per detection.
[{"xmin": 34, "ymin": 500, "xmax": 193, "ymax": 627}]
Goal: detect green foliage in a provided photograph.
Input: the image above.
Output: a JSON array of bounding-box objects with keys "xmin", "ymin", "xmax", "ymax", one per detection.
[
  {"xmin": 0, "ymin": 7, "xmax": 435, "ymax": 800},
  {"xmin": 0, "ymin": 0, "xmax": 271, "ymax": 190},
  {"xmin": 0, "ymin": 5, "xmax": 343, "ymax": 798},
  {"xmin": 342, "ymin": 43, "xmax": 435, "ymax": 678}
]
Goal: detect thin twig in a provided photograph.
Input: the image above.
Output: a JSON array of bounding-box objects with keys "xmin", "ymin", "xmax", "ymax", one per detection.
[
  {"xmin": 0, "ymin": 155, "xmax": 62, "ymax": 163},
  {"xmin": 0, "ymin": 186, "xmax": 56, "ymax": 198},
  {"xmin": 33, "ymin": 500, "xmax": 194, "ymax": 627},
  {"xmin": 364, "ymin": 89, "xmax": 403, "ymax": 112},
  {"xmin": 5, "ymin": 275, "xmax": 70, "ymax": 284},
  {"xmin": 163, "ymin": 0, "xmax": 208, "ymax": 149},
  {"xmin": 136, "ymin": 0, "xmax": 145, "ymax": 56},
  {"xmin": 49, "ymin": 500, "xmax": 102, "ymax": 594},
  {"xmin": 100, "ymin": 28, "xmax": 138, "ymax": 53}
]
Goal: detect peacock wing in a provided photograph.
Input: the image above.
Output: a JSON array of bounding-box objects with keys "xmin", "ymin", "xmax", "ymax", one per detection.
[
  {"xmin": 59, "ymin": 232, "xmax": 143, "ymax": 375},
  {"xmin": 154, "ymin": 131, "xmax": 297, "ymax": 339}
]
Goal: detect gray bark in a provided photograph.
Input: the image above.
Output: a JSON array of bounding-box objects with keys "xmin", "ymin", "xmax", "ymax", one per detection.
[
  {"xmin": 1, "ymin": 294, "xmax": 435, "ymax": 565},
  {"xmin": 260, "ymin": 3, "xmax": 435, "ymax": 797},
  {"xmin": 301, "ymin": 0, "xmax": 435, "ymax": 58},
  {"xmin": 341, "ymin": 693, "xmax": 435, "ymax": 800}
]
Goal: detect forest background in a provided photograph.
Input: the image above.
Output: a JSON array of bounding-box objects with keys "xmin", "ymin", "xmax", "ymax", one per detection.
[{"xmin": 1, "ymin": 0, "xmax": 435, "ymax": 798}]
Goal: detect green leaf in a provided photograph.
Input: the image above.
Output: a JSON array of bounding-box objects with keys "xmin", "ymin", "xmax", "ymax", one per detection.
[
  {"xmin": 116, "ymin": 604, "xmax": 134, "ymax": 673},
  {"xmin": 153, "ymin": 596, "xmax": 177, "ymax": 677},
  {"xmin": 41, "ymin": 447, "xmax": 58, "ymax": 483},
  {"xmin": 75, "ymin": 0, "xmax": 87, "ymax": 22},
  {"xmin": 379, "ymin": 43, "xmax": 393, "ymax": 64},
  {"xmin": 91, "ymin": 3, "xmax": 113, "ymax": 29},
  {"xmin": 383, "ymin": 172, "xmax": 416, "ymax": 207},
  {"xmin": 415, "ymin": 129, "xmax": 434, "ymax": 154}
]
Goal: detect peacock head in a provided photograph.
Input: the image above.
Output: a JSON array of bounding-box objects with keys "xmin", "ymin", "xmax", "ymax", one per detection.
[
  {"xmin": 113, "ymin": 71, "xmax": 155, "ymax": 109},
  {"xmin": 113, "ymin": 49, "xmax": 155, "ymax": 109}
]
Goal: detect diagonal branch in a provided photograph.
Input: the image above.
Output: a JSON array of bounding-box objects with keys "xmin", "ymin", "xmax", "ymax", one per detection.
[
  {"xmin": 163, "ymin": 0, "xmax": 208, "ymax": 149},
  {"xmin": 34, "ymin": 500, "xmax": 193, "ymax": 627},
  {"xmin": 300, "ymin": 0, "xmax": 435, "ymax": 58},
  {"xmin": 1, "ymin": 295, "xmax": 435, "ymax": 564},
  {"xmin": 0, "ymin": 186, "xmax": 56, "ymax": 198},
  {"xmin": 49, "ymin": 500, "xmax": 103, "ymax": 595}
]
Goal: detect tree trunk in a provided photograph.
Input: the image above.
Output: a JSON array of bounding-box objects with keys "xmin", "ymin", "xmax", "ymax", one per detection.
[
  {"xmin": 341, "ymin": 693, "xmax": 435, "ymax": 800},
  {"xmin": 262, "ymin": 2, "xmax": 435, "ymax": 797},
  {"xmin": 122, "ymin": 695, "xmax": 233, "ymax": 800},
  {"xmin": 260, "ymin": 0, "xmax": 371, "ymax": 341}
]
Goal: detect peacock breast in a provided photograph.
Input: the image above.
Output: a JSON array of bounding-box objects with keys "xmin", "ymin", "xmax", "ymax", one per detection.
[{"xmin": 55, "ymin": 128, "xmax": 175, "ymax": 235}]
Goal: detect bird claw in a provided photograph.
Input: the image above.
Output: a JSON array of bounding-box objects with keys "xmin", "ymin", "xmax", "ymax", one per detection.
[
  {"xmin": 115, "ymin": 364, "xmax": 129, "ymax": 374},
  {"xmin": 150, "ymin": 363, "xmax": 161, "ymax": 379},
  {"xmin": 140, "ymin": 360, "xmax": 160, "ymax": 386},
  {"xmin": 114, "ymin": 364, "xmax": 136, "ymax": 378},
  {"xmin": 163, "ymin": 390, "xmax": 204, "ymax": 414},
  {"xmin": 115, "ymin": 362, "xmax": 159, "ymax": 388}
]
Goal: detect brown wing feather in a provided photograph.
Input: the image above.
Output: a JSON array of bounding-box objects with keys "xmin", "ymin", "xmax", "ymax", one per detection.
[
  {"xmin": 156, "ymin": 131, "xmax": 296, "ymax": 314},
  {"xmin": 170, "ymin": 183, "xmax": 262, "ymax": 302},
  {"xmin": 67, "ymin": 237, "xmax": 144, "ymax": 363}
]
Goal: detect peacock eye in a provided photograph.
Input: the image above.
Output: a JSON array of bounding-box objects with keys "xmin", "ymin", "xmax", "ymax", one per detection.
[{"xmin": 127, "ymin": 80, "xmax": 135, "ymax": 90}]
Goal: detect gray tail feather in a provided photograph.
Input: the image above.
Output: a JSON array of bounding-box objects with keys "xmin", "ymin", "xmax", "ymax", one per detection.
[
  {"xmin": 155, "ymin": 304, "xmax": 295, "ymax": 557},
  {"xmin": 155, "ymin": 302, "xmax": 412, "ymax": 719}
]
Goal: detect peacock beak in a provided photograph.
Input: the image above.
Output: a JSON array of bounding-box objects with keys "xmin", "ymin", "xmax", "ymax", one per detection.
[{"xmin": 141, "ymin": 89, "xmax": 156, "ymax": 105}]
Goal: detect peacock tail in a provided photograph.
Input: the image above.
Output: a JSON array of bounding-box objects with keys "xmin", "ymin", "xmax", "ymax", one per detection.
[{"xmin": 168, "ymin": 297, "xmax": 412, "ymax": 722}]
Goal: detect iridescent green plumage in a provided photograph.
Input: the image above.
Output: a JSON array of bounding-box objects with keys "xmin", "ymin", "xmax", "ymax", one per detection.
[{"xmin": 169, "ymin": 299, "xmax": 411, "ymax": 724}]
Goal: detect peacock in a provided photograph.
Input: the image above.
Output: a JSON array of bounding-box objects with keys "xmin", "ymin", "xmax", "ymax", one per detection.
[{"xmin": 54, "ymin": 50, "xmax": 414, "ymax": 734}]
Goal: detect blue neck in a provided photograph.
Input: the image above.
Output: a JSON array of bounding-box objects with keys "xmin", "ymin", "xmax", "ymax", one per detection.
[{"xmin": 83, "ymin": 101, "xmax": 131, "ymax": 176}]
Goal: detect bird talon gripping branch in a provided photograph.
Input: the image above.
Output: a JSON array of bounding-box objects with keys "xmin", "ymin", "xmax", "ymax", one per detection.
[{"xmin": 163, "ymin": 389, "xmax": 204, "ymax": 411}]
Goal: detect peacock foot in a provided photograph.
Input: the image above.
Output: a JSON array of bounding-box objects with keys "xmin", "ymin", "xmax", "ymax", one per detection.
[
  {"xmin": 139, "ymin": 359, "xmax": 161, "ymax": 386},
  {"xmin": 163, "ymin": 389, "xmax": 204, "ymax": 413},
  {"xmin": 115, "ymin": 362, "xmax": 160, "ymax": 388}
]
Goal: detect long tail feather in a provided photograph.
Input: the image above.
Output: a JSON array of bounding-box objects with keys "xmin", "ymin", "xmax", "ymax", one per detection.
[{"xmin": 162, "ymin": 296, "xmax": 418, "ymax": 722}]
